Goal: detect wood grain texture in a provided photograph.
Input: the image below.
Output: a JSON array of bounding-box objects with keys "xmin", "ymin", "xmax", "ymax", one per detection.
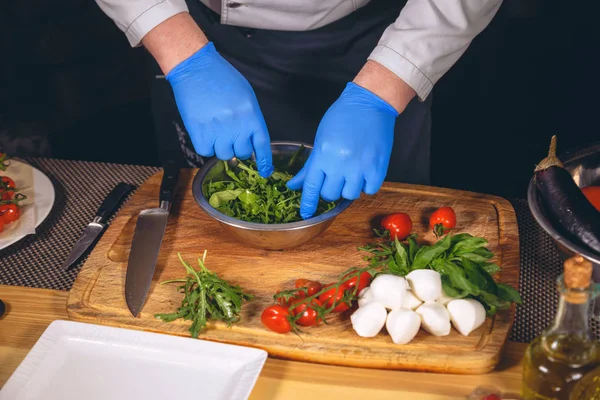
[
  {"xmin": 67, "ymin": 169, "xmax": 520, "ymax": 374},
  {"xmin": 0, "ymin": 285, "xmax": 526, "ymax": 398}
]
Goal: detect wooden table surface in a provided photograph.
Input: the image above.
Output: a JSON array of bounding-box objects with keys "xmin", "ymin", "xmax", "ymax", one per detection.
[{"xmin": 0, "ymin": 285, "xmax": 526, "ymax": 399}]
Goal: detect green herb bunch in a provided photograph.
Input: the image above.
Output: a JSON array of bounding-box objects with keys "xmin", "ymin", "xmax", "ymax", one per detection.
[
  {"xmin": 359, "ymin": 231, "xmax": 522, "ymax": 316},
  {"xmin": 205, "ymin": 147, "xmax": 336, "ymax": 224},
  {"xmin": 155, "ymin": 251, "xmax": 253, "ymax": 338}
]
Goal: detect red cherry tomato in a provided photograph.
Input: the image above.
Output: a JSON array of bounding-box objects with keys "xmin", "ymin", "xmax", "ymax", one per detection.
[
  {"xmin": 381, "ymin": 213, "xmax": 413, "ymax": 241},
  {"xmin": 294, "ymin": 279, "xmax": 322, "ymax": 296},
  {"xmin": 341, "ymin": 271, "xmax": 371, "ymax": 295},
  {"xmin": 261, "ymin": 305, "xmax": 292, "ymax": 334},
  {"xmin": 0, "ymin": 217, "xmax": 4, "ymax": 233},
  {"xmin": 429, "ymin": 206, "xmax": 457, "ymax": 237},
  {"xmin": 582, "ymin": 186, "xmax": 600, "ymax": 212},
  {"xmin": 1, "ymin": 176, "xmax": 15, "ymax": 201},
  {"xmin": 291, "ymin": 298, "xmax": 323, "ymax": 327},
  {"xmin": 318, "ymin": 284, "xmax": 350, "ymax": 313},
  {"xmin": 0, "ymin": 204, "xmax": 20, "ymax": 224}
]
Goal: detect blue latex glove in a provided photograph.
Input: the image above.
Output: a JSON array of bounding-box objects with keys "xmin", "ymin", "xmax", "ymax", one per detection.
[
  {"xmin": 166, "ymin": 42, "xmax": 273, "ymax": 177},
  {"xmin": 287, "ymin": 82, "xmax": 398, "ymax": 219}
]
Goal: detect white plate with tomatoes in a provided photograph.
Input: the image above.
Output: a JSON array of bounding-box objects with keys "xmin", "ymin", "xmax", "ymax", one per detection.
[{"xmin": 0, "ymin": 158, "xmax": 55, "ymax": 250}]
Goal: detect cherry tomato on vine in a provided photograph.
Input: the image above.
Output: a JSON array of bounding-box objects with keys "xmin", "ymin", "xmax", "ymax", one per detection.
[
  {"xmin": 582, "ymin": 186, "xmax": 600, "ymax": 212},
  {"xmin": 1, "ymin": 176, "xmax": 15, "ymax": 201},
  {"xmin": 341, "ymin": 271, "xmax": 371, "ymax": 295},
  {"xmin": 291, "ymin": 297, "xmax": 323, "ymax": 327},
  {"xmin": 0, "ymin": 204, "xmax": 20, "ymax": 224},
  {"xmin": 429, "ymin": 206, "xmax": 456, "ymax": 237},
  {"xmin": 261, "ymin": 305, "xmax": 292, "ymax": 334},
  {"xmin": 318, "ymin": 284, "xmax": 350, "ymax": 313},
  {"xmin": 381, "ymin": 213, "xmax": 413, "ymax": 241},
  {"xmin": 295, "ymin": 279, "xmax": 322, "ymax": 296},
  {"xmin": 276, "ymin": 291, "xmax": 305, "ymax": 307}
]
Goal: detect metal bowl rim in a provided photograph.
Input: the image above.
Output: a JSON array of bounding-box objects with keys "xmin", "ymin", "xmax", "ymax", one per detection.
[
  {"xmin": 527, "ymin": 143, "xmax": 600, "ymax": 264},
  {"xmin": 192, "ymin": 141, "xmax": 354, "ymax": 232}
]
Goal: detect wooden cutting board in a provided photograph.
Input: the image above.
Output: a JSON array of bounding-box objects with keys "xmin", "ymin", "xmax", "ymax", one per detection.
[{"xmin": 67, "ymin": 169, "xmax": 520, "ymax": 374}]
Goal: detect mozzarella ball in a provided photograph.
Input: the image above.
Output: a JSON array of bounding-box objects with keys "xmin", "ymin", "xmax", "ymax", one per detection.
[
  {"xmin": 402, "ymin": 290, "xmax": 423, "ymax": 310},
  {"xmin": 406, "ymin": 270, "xmax": 442, "ymax": 302},
  {"xmin": 386, "ymin": 309, "xmax": 421, "ymax": 345},
  {"xmin": 415, "ymin": 303, "xmax": 451, "ymax": 336},
  {"xmin": 350, "ymin": 302, "xmax": 388, "ymax": 338},
  {"xmin": 436, "ymin": 289, "xmax": 455, "ymax": 306},
  {"xmin": 446, "ymin": 298, "xmax": 486, "ymax": 336},
  {"xmin": 369, "ymin": 274, "xmax": 407, "ymax": 310},
  {"xmin": 358, "ymin": 287, "xmax": 375, "ymax": 308}
]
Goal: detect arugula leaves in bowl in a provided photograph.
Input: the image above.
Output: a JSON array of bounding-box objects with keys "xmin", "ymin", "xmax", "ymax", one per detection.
[{"xmin": 204, "ymin": 145, "xmax": 337, "ymax": 224}]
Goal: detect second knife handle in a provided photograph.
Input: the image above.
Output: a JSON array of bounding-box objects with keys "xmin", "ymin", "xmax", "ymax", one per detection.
[
  {"xmin": 96, "ymin": 182, "xmax": 136, "ymax": 222},
  {"xmin": 160, "ymin": 160, "xmax": 180, "ymax": 206}
]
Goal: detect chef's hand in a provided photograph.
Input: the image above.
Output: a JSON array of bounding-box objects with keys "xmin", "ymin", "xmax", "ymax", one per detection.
[
  {"xmin": 287, "ymin": 82, "xmax": 397, "ymax": 219},
  {"xmin": 287, "ymin": 61, "xmax": 416, "ymax": 219},
  {"xmin": 166, "ymin": 42, "xmax": 274, "ymax": 177}
]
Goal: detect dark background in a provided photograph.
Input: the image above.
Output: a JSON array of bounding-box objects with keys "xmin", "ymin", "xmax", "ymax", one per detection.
[{"xmin": 0, "ymin": 0, "xmax": 596, "ymax": 200}]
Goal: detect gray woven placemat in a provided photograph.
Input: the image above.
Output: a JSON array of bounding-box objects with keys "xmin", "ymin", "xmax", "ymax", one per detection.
[
  {"xmin": 0, "ymin": 159, "xmax": 589, "ymax": 342},
  {"xmin": 0, "ymin": 158, "xmax": 158, "ymax": 291}
]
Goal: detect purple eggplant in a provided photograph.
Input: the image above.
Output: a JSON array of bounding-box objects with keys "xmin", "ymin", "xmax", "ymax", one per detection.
[{"xmin": 534, "ymin": 136, "xmax": 600, "ymax": 255}]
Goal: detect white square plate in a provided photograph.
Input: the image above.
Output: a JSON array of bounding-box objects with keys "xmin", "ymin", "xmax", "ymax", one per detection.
[{"xmin": 0, "ymin": 320, "xmax": 267, "ymax": 400}]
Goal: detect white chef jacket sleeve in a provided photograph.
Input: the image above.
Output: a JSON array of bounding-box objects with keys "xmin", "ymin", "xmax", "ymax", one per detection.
[
  {"xmin": 95, "ymin": 0, "xmax": 189, "ymax": 47},
  {"xmin": 368, "ymin": 0, "xmax": 503, "ymax": 101}
]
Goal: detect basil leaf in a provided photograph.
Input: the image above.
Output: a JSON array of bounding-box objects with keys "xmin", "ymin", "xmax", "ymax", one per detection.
[
  {"xmin": 459, "ymin": 247, "xmax": 494, "ymax": 263},
  {"xmin": 387, "ymin": 257, "xmax": 408, "ymax": 276},
  {"xmin": 481, "ymin": 263, "xmax": 502, "ymax": 275},
  {"xmin": 431, "ymin": 258, "xmax": 480, "ymax": 295},
  {"xmin": 209, "ymin": 189, "xmax": 243, "ymax": 208},
  {"xmin": 393, "ymin": 237, "xmax": 409, "ymax": 275},
  {"xmin": 477, "ymin": 291, "xmax": 511, "ymax": 315},
  {"xmin": 407, "ymin": 234, "xmax": 419, "ymax": 264},
  {"xmin": 412, "ymin": 234, "xmax": 452, "ymax": 269},
  {"xmin": 450, "ymin": 233, "xmax": 475, "ymax": 246},
  {"xmin": 451, "ymin": 237, "xmax": 489, "ymax": 256},
  {"xmin": 441, "ymin": 279, "xmax": 468, "ymax": 299},
  {"xmin": 496, "ymin": 283, "xmax": 523, "ymax": 305},
  {"xmin": 462, "ymin": 258, "xmax": 497, "ymax": 294}
]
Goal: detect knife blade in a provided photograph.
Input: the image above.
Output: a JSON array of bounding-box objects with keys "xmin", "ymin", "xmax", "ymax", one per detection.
[
  {"xmin": 125, "ymin": 160, "xmax": 179, "ymax": 317},
  {"xmin": 61, "ymin": 182, "xmax": 136, "ymax": 271}
]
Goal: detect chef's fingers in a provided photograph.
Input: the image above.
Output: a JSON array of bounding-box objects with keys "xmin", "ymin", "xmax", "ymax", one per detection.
[
  {"xmin": 320, "ymin": 173, "xmax": 344, "ymax": 202},
  {"xmin": 363, "ymin": 169, "xmax": 386, "ymax": 196},
  {"xmin": 251, "ymin": 122, "xmax": 274, "ymax": 178},
  {"xmin": 214, "ymin": 137, "xmax": 235, "ymax": 161},
  {"xmin": 234, "ymin": 136, "xmax": 253, "ymax": 160},
  {"xmin": 286, "ymin": 163, "xmax": 307, "ymax": 190},
  {"xmin": 299, "ymin": 168, "xmax": 325, "ymax": 220},
  {"xmin": 342, "ymin": 174, "xmax": 364, "ymax": 200}
]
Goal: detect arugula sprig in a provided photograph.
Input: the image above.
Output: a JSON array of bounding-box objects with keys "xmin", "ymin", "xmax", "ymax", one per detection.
[
  {"xmin": 205, "ymin": 146, "xmax": 336, "ymax": 224},
  {"xmin": 155, "ymin": 251, "xmax": 254, "ymax": 338},
  {"xmin": 360, "ymin": 232, "xmax": 522, "ymax": 316}
]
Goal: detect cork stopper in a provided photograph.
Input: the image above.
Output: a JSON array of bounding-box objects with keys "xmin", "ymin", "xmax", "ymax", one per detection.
[{"xmin": 563, "ymin": 255, "xmax": 593, "ymax": 304}]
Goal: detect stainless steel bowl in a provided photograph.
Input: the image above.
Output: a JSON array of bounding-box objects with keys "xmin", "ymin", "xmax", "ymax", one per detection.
[
  {"xmin": 192, "ymin": 141, "xmax": 353, "ymax": 250},
  {"xmin": 527, "ymin": 141, "xmax": 600, "ymax": 266}
]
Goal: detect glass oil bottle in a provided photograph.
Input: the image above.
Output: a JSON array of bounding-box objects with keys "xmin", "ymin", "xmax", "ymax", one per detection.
[{"xmin": 522, "ymin": 255, "xmax": 600, "ymax": 399}]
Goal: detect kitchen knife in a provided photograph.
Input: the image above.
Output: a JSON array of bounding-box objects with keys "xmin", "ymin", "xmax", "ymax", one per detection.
[
  {"xmin": 61, "ymin": 182, "xmax": 136, "ymax": 271},
  {"xmin": 125, "ymin": 160, "xmax": 179, "ymax": 317}
]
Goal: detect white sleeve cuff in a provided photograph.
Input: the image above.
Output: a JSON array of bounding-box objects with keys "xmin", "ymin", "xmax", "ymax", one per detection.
[
  {"xmin": 125, "ymin": 0, "xmax": 189, "ymax": 47},
  {"xmin": 368, "ymin": 44, "xmax": 434, "ymax": 102}
]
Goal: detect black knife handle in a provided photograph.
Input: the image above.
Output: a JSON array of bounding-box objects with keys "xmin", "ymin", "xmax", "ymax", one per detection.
[
  {"xmin": 96, "ymin": 182, "xmax": 136, "ymax": 222},
  {"xmin": 160, "ymin": 160, "xmax": 180, "ymax": 205}
]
